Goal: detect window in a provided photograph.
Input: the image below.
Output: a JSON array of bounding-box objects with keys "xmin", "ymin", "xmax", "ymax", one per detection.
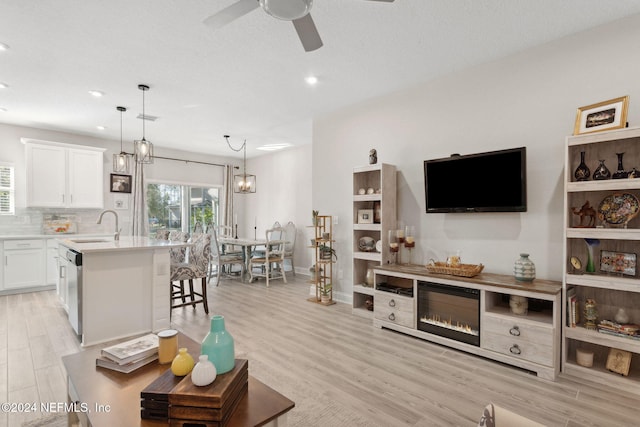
[
  {"xmin": 0, "ymin": 163, "xmax": 15, "ymax": 215},
  {"xmin": 146, "ymin": 183, "xmax": 220, "ymax": 236}
]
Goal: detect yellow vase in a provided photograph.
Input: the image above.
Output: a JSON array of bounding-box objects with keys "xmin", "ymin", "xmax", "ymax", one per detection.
[{"xmin": 171, "ymin": 348, "xmax": 195, "ymax": 376}]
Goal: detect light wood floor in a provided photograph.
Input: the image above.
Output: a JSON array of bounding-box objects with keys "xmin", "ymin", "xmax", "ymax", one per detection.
[{"xmin": 1, "ymin": 275, "xmax": 638, "ymax": 426}]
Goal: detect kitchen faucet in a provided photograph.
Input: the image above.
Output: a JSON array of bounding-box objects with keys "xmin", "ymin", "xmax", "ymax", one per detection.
[{"xmin": 96, "ymin": 210, "xmax": 121, "ymax": 241}]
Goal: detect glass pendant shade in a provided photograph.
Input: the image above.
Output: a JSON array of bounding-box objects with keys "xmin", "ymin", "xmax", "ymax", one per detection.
[
  {"xmin": 233, "ymin": 173, "xmax": 256, "ymax": 193},
  {"xmin": 113, "ymin": 106, "xmax": 130, "ymax": 173},
  {"xmin": 134, "ymin": 84, "xmax": 154, "ymax": 164},
  {"xmin": 259, "ymin": 0, "xmax": 312, "ymax": 20},
  {"xmin": 134, "ymin": 138, "xmax": 154, "ymax": 164},
  {"xmin": 112, "ymin": 152, "xmax": 130, "ymax": 173}
]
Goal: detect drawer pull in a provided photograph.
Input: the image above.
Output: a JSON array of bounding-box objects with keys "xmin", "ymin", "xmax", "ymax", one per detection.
[
  {"xmin": 509, "ymin": 326, "xmax": 521, "ymax": 336},
  {"xmin": 388, "ymin": 299, "xmax": 396, "ymax": 307},
  {"xmin": 509, "ymin": 344, "xmax": 521, "ymax": 355},
  {"xmin": 388, "ymin": 313, "xmax": 396, "ymax": 321}
]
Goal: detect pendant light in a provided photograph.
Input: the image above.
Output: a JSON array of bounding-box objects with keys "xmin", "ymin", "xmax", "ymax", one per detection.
[
  {"xmin": 225, "ymin": 135, "xmax": 256, "ymax": 193},
  {"xmin": 134, "ymin": 84, "xmax": 154, "ymax": 164},
  {"xmin": 112, "ymin": 106, "xmax": 130, "ymax": 173}
]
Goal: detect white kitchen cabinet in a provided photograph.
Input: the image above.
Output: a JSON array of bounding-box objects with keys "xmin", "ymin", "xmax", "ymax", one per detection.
[
  {"xmin": 3, "ymin": 239, "xmax": 45, "ymax": 289},
  {"xmin": 46, "ymin": 239, "xmax": 59, "ymax": 285},
  {"xmin": 23, "ymin": 139, "xmax": 105, "ymax": 208}
]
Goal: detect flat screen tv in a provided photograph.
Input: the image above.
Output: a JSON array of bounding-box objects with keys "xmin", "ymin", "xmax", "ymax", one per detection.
[{"xmin": 424, "ymin": 147, "xmax": 527, "ymax": 213}]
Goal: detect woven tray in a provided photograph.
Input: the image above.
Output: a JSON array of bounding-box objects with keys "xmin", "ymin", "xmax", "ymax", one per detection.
[{"xmin": 425, "ymin": 262, "xmax": 484, "ymax": 277}]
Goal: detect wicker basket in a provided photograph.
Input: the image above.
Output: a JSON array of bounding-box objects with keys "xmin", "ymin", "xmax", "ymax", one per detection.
[{"xmin": 425, "ymin": 261, "xmax": 484, "ymax": 278}]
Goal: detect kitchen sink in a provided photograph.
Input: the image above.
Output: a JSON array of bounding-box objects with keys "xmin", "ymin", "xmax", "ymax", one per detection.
[{"xmin": 69, "ymin": 239, "xmax": 111, "ymax": 243}]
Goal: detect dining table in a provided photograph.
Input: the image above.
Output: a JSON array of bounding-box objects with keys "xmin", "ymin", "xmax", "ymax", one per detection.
[{"xmin": 219, "ymin": 237, "xmax": 267, "ymax": 280}]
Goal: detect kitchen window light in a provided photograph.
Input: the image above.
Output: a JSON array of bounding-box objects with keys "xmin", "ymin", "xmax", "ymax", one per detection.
[{"xmin": 0, "ymin": 163, "xmax": 15, "ymax": 215}]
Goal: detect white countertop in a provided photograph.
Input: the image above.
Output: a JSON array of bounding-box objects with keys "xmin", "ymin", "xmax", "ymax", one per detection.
[
  {"xmin": 58, "ymin": 236, "xmax": 189, "ymax": 253},
  {"xmin": 0, "ymin": 233, "xmax": 111, "ymax": 240}
]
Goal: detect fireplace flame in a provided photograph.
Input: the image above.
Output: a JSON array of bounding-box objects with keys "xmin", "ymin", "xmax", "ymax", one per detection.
[{"xmin": 419, "ymin": 314, "xmax": 479, "ymax": 336}]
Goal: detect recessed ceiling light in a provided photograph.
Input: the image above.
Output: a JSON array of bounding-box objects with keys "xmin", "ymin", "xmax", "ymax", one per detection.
[
  {"xmin": 0, "ymin": 83, "xmax": 8, "ymax": 89},
  {"xmin": 0, "ymin": 43, "xmax": 9, "ymax": 51},
  {"xmin": 256, "ymin": 143, "xmax": 291, "ymax": 151},
  {"xmin": 96, "ymin": 126, "xmax": 106, "ymax": 131},
  {"xmin": 305, "ymin": 75, "xmax": 318, "ymax": 86},
  {"xmin": 88, "ymin": 90, "xmax": 104, "ymax": 97}
]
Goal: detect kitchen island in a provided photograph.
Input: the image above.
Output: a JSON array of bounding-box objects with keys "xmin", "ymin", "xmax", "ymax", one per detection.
[{"xmin": 58, "ymin": 236, "xmax": 189, "ymax": 346}]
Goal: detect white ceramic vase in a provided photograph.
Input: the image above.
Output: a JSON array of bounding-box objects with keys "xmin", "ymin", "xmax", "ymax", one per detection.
[
  {"xmin": 191, "ymin": 354, "xmax": 217, "ymax": 387},
  {"xmin": 514, "ymin": 253, "xmax": 535, "ymax": 281}
]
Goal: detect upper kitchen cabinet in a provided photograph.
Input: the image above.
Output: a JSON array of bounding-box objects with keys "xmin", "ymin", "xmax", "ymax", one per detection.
[{"xmin": 23, "ymin": 139, "xmax": 105, "ymax": 208}]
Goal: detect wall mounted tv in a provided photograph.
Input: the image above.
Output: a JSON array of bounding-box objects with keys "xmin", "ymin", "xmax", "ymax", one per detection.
[{"xmin": 424, "ymin": 147, "xmax": 527, "ymax": 213}]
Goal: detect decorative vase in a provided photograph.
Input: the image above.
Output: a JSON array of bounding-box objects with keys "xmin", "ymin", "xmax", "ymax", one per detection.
[
  {"xmin": 191, "ymin": 354, "xmax": 217, "ymax": 387},
  {"xmin": 584, "ymin": 298, "xmax": 598, "ymax": 330},
  {"xmin": 201, "ymin": 315, "xmax": 235, "ymax": 374},
  {"xmin": 614, "ymin": 308, "xmax": 630, "ymax": 324},
  {"xmin": 171, "ymin": 348, "xmax": 195, "ymax": 376},
  {"xmin": 584, "ymin": 238, "xmax": 600, "ymax": 273},
  {"xmin": 574, "ymin": 151, "xmax": 590, "ymax": 181},
  {"xmin": 365, "ymin": 268, "xmax": 375, "ymax": 287},
  {"xmin": 513, "ymin": 253, "xmax": 535, "ymax": 281},
  {"xmin": 592, "ymin": 159, "xmax": 611, "ymax": 180},
  {"xmin": 612, "ymin": 152, "xmax": 628, "ymax": 179}
]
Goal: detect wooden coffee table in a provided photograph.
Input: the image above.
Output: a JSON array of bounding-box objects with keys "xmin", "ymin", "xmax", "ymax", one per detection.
[{"xmin": 62, "ymin": 333, "xmax": 294, "ymax": 426}]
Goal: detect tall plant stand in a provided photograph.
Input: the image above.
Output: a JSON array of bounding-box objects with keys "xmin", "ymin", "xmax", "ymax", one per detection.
[{"xmin": 308, "ymin": 215, "xmax": 336, "ymax": 306}]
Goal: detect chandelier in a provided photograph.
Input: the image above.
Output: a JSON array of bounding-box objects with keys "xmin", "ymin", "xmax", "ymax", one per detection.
[{"xmin": 225, "ymin": 135, "xmax": 256, "ymax": 193}]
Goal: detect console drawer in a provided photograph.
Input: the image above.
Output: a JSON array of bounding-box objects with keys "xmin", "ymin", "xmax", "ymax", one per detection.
[
  {"xmin": 374, "ymin": 292, "xmax": 414, "ymax": 328},
  {"xmin": 482, "ymin": 330, "xmax": 553, "ymax": 366},
  {"xmin": 483, "ymin": 314, "xmax": 553, "ymax": 347}
]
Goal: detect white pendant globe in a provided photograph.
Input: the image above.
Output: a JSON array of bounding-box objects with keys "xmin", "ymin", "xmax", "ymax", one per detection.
[{"xmin": 259, "ymin": 0, "xmax": 313, "ymax": 21}]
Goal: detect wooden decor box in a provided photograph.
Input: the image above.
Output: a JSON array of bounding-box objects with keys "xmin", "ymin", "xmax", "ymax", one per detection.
[{"xmin": 141, "ymin": 359, "xmax": 248, "ymax": 426}]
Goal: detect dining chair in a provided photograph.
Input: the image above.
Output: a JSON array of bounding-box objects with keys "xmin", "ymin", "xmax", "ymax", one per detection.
[
  {"xmin": 170, "ymin": 233, "xmax": 211, "ymax": 314},
  {"xmin": 248, "ymin": 227, "xmax": 287, "ymax": 287},
  {"xmin": 283, "ymin": 221, "xmax": 297, "ymax": 276},
  {"xmin": 208, "ymin": 227, "xmax": 245, "ymax": 285},
  {"xmin": 251, "ymin": 221, "xmax": 281, "ymax": 259}
]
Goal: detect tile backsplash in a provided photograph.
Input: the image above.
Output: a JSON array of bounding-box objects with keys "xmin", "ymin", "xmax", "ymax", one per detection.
[{"xmin": 0, "ymin": 208, "xmax": 128, "ymax": 236}]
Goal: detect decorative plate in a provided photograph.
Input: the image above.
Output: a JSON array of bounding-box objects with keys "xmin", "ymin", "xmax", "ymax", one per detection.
[
  {"xmin": 358, "ymin": 236, "xmax": 376, "ymax": 252},
  {"xmin": 375, "ymin": 239, "xmax": 382, "ymax": 253},
  {"xmin": 570, "ymin": 256, "xmax": 582, "ymax": 270},
  {"xmin": 598, "ymin": 193, "xmax": 640, "ymax": 226}
]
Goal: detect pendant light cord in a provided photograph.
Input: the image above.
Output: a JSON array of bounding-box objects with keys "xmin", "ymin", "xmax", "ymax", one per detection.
[
  {"xmin": 224, "ymin": 135, "xmax": 247, "ymax": 174},
  {"xmin": 116, "ymin": 106, "xmax": 126, "ymax": 154}
]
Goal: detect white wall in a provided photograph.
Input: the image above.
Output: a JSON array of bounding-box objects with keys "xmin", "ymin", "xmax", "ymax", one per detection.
[
  {"xmin": 244, "ymin": 144, "xmax": 313, "ymax": 274},
  {"xmin": 313, "ymin": 13, "xmax": 640, "ymax": 299}
]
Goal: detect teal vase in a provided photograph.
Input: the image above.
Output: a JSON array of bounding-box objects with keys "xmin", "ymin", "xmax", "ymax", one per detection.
[{"xmin": 201, "ymin": 315, "xmax": 235, "ymax": 374}]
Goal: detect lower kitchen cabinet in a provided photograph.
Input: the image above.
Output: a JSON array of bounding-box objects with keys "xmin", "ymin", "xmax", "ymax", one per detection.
[{"xmin": 3, "ymin": 239, "xmax": 45, "ymax": 289}]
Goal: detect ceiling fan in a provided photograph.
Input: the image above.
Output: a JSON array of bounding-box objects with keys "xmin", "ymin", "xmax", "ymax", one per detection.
[{"xmin": 203, "ymin": 0, "xmax": 395, "ymax": 52}]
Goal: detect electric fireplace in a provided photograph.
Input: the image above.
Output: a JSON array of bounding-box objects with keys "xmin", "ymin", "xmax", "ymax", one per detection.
[{"xmin": 417, "ymin": 281, "xmax": 480, "ymax": 346}]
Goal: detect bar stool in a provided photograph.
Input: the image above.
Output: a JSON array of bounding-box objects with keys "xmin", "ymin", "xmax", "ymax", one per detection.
[{"xmin": 170, "ymin": 233, "xmax": 211, "ymax": 314}]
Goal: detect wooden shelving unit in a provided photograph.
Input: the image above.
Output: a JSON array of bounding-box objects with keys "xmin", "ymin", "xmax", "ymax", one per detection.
[
  {"xmin": 308, "ymin": 215, "xmax": 336, "ymax": 306},
  {"xmin": 563, "ymin": 126, "xmax": 640, "ymax": 395},
  {"xmin": 351, "ymin": 163, "xmax": 396, "ymax": 318}
]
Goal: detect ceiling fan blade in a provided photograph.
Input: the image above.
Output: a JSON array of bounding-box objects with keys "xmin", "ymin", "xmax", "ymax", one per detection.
[
  {"xmin": 292, "ymin": 14, "xmax": 323, "ymax": 52},
  {"xmin": 364, "ymin": 0, "xmax": 395, "ymax": 2},
  {"xmin": 203, "ymin": 0, "xmax": 259, "ymax": 30}
]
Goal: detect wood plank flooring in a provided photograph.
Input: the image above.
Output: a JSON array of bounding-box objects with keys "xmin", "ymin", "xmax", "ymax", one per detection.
[{"xmin": 1, "ymin": 275, "xmax": 638, "ymax": 426}]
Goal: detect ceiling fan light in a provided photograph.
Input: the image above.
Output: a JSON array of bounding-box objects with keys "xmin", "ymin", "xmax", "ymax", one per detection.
[{"xmin": 259, "ymin": 0, "xmax": 313, "ymax": 21}]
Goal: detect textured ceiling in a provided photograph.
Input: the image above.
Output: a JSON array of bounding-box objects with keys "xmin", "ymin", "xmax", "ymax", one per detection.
[{"xmin": 1, "ymin": 0, "xmax": 640, "ymax": 158}]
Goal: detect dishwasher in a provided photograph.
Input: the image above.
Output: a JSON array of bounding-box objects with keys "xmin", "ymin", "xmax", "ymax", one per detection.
[{"xmin": 65, "ymin": 248, "xmax": 83, "ymax": 336}]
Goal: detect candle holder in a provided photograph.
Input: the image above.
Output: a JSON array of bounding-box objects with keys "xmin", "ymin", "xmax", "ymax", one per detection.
[
  {"xmin": 388, "ymin": 230, "xmax": 399, "ymax": 264},
  {"xmin": 395, "ymin": 228, "xmax": 405, "ymax": 264},
  {"xmin": 404, "ymin": 225, "xmax": 415, "ymax": 265},
  {"xmin": 235, "ymin": 224, "xmax": 238, "ymax": 239}
]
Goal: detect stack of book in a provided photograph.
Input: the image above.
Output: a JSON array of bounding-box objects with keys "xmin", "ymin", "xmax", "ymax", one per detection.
[
  {"xmin": 96, "ymin": 333, "xmax": 159, "ymax": 373},
  {"xmin": 598, "ymin": 320, "xmax": 640, "ymax": 340}
]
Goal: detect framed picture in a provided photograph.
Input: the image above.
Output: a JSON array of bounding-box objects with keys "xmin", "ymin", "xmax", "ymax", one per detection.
[
  {"xmin": 573, "ymin": 96, "xmax": 629, "ymax": 135},
  {"xmin": 110, "ymin": 174, "xmax": 132, "ymax": 193},
  {"xmin": 600, "ymin": 250, "xmax": 636, "ymax": 276},
  {"xmin": 357, "ymin": 209, "xmax": 374, "ymax": 224},
  {"xmin": 606, "ymin": 348, "xmax": 632, "ymax": 376}
]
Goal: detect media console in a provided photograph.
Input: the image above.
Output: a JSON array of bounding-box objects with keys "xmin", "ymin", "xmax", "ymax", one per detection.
[{"xmin": 373, "ymin": 265, "xmax": 562, "ymax": 380}]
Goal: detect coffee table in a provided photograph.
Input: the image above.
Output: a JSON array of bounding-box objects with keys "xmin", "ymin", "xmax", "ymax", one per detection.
[{"xmin": 62, "ymin": 333, "xmax": 294, "ymax": 426}]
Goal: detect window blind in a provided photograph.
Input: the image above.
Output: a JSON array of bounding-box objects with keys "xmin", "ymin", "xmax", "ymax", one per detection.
[{"xmin": 0, "ymin": 164, "xmax": 15, "ymax": 215}]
